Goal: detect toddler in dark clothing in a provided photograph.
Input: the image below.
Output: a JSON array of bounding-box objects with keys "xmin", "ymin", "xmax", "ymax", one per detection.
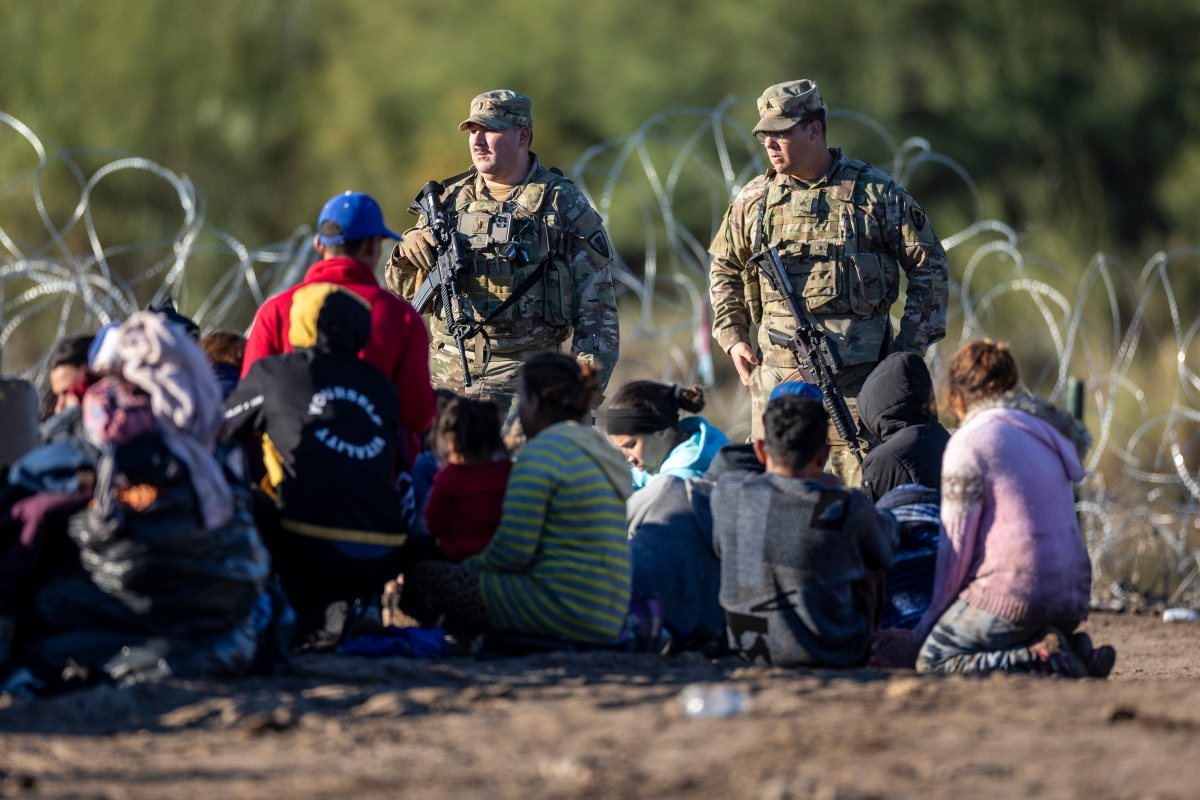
[{"xmin": 424, "ymin": 396, "xmax": 511, "ymax": 562}]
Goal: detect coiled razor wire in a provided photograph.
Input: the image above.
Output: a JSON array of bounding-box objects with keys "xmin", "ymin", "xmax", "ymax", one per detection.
[
  {"xmin": 3, "ymin": 103, "xmax": 1200, "ymax": 601},
  {"xmin": 0, "ymin": 111, "xmax": 316, "ymax": 387}
]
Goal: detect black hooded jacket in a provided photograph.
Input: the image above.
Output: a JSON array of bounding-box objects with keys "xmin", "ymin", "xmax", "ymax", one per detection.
[
  {"xmin": 856, "ymin": 352, "xmax": 951, "ymax": 503},
  {"xmin": 224, "ymin": 284, "xmax": 408, "ymax": 548}
]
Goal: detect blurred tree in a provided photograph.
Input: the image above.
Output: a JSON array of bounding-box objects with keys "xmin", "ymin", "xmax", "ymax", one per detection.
[{"xmin": 2, "ymin": 0, "xmax": 1200, "ymax": 254}]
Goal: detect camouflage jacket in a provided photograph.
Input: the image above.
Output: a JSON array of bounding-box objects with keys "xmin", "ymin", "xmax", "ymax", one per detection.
[
  {"xmin": 708, "ymin": 148, "xmax": 948, "ymax": 369},
  {"xmin": 386, "ymin": 156, "xmax": 620, "ymax": 387}
]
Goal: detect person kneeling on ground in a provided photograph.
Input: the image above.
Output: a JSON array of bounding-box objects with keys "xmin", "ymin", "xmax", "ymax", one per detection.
[
  {"xmin": 712, "ymin": 394, "xmax": 896, "ymax": 667},
  {"xmin": 605, "ymin": 381, "xmax": 729, "ymax": 489},
  {"xmin": 423, "ymin": 396, "xmax": 511, "ymax": 562},
  {"xmin": 911, "ymin": 340, "xmax": 1115, "ymax": 678},
  {"xmin": 223, "ymin": 284, "xmax": 411, "ymax": 626},
  {"xmin": 401, "ymin": 353, "xmax": 633, "ymax": 643},
  {"xmin": 856, "ymin": 351, "xmax": 951, "ymax": 502}
]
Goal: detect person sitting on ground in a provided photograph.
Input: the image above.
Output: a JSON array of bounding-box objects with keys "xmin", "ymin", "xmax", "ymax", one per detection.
[
  {"xmin": 626, "ymin": 470, "xmax": 722, "ymax": 649},
  {"xmin": 712, "ymin": 393, "xmax": 896, "ymax": 667},
  {"xmin": 13, "ymin": 311, "xmax": 268, "ymax": 684},
  {"xmin": 401, "ymin": 353, "xmax": 633, "ymax": 643},
  {"xmin": 223, "ymin": 284, "xmax": 410, "ymax": 622},
  {"xmin": 605, "ymin": 381, "xmax": 729, "ymax": 489},
  {"xmin": 242, "ymin": 192, "xmax": 435, "ymax": 464},
  {"xmin": 410, "ymin": 389, "xmax": 459, "ymax": 536},
  {"xmin": 857, "ymin": 352, "xmax": 951, "ymax": 502},
  {"xmin": 911, "ymin": 340, "xmax": 1114, "ymax": 678},
  {"xmin": 423, "ymin": 396, "xmax": 512, "ymax": 562},
  {"xmin": 39, "ymin": 335, "xmax": 95, "ymax": 423},
  {"xmin": 875, "ymin": 483, "xmax": 941, "ymax": 631},
  {"xmin": 200, "ymin": 331, "xmax": 247, "ymax": 399}
]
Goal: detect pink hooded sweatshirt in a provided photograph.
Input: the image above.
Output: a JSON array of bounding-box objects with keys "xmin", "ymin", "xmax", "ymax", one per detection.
[{"xmin": 914, "ymin": 393, "xmax": 1093, "ymax": 639}]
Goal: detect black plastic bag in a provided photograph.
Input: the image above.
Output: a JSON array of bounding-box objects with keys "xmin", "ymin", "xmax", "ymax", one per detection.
[{"xmin": 68, "ymin": 446, "xmax": 269, "ymax": 632}]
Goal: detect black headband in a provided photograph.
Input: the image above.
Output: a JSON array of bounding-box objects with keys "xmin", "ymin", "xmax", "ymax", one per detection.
[{"xmin": 605, "ymin": 406, "xmax": 679, "ymax": 436}]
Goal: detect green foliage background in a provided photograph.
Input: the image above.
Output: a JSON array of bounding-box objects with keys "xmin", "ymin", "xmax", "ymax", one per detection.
[
  {"xmin": 5, "ymin": 0, "xmax": 1200, "ymax": 258},
  {"xmin": 7, "ymin": 0, "xmax": 1200, "ymax": 593}
]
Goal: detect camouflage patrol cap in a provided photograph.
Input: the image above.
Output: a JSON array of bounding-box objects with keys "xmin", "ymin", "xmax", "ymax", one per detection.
[
  {"xmin": 751, "ymin": 79, "xmax": 824, "ymax": 135},
  {"xmin": 459, "ymin": 90, "xmax": 533, "ymax": 132}
]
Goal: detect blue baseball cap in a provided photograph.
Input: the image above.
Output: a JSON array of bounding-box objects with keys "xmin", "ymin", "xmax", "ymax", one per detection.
[
  {"xmin": 769, "ymin": 380, "xmax": 823, "ymax": 404},
  {"xmin": 316, "ymin": 192, "xmax": 400, "ymax": 245}
]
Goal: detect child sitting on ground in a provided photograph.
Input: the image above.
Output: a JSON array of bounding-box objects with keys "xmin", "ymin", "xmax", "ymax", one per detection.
[
  {"xmin": 712, "ymin": 393, "xmax": 897, "ymax": 667},
  {"xmin": 423, "ymin": 396, "xmax": 511, "ymax": 562}
]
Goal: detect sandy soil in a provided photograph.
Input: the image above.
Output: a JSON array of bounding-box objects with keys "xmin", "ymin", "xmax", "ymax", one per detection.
[{"xmin": 0, "ymin": 612, "xmax": 1197, "ymax": 799}]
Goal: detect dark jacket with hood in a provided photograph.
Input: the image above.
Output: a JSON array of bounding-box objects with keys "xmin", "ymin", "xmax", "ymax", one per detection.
[
  {"xmin": 857, "ymin": 352, "xmax": 951, "ymax": 503},
  {"xmin": 224, "ymin": 283, "xmax": 408, "ymax": 556}
]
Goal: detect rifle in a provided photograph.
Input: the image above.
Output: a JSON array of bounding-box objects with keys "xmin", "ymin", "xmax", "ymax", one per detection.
[
  {"xmin": 410, "ymin": 180, "xmax": 476, "ymax": 387},
  {"xmin": 748, "ymin": 246, "xmax": 865, "ymax": 465}
]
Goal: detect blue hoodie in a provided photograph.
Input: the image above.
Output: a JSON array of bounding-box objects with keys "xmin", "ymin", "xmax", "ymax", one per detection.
[{"xmin": 632, "ymin": 416, "xmax": 730, "ymax": 490}]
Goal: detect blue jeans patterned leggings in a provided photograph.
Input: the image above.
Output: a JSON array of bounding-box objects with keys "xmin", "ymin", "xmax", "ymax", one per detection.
[{"xmin": 916, "ymin": 598, "xmax": 1080, "ymax": 674}]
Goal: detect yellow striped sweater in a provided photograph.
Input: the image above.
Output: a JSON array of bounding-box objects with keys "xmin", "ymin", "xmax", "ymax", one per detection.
[{"xmin": 467, "ymin": 421, "xmax": 632, "ymax": 642}]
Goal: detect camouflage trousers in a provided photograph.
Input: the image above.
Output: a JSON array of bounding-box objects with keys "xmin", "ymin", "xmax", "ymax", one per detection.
[
  {"xmin": 430, "ymin": 342, "xmax": 563, "ymax": 449},
  {"xmin": 428, "ymin": 341, "xmax": 532, "ymax": 420},
  {"xmin": 748, "ymin": 362, "xmax": 878, "ymax": 488},
  {"xmin": 916, "ymin": 599, "xmax": 1081, "ymax": 675}
]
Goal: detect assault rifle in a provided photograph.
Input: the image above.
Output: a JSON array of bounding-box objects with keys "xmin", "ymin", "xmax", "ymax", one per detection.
[
  {"xmin": 749, "ymin": 246, "xmax": 865, "ymax": 465},
  {"xmin": 411, "ymin": 180, "xmax": 476, "ymax": 386}
]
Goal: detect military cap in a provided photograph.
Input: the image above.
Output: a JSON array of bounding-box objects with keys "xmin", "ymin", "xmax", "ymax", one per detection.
[
  {"xmin": 459, "ymin": 90, "xmax": 533, "ymax": 132},
  {"xmin": 751, "ymin": 79, "xmax": 824, "ymax": 135}
]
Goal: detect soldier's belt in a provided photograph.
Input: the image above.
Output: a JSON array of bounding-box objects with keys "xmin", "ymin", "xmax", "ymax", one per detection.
[{"xmin": 436, "ymin": 338, "xmax": 564, "ymax": 363}]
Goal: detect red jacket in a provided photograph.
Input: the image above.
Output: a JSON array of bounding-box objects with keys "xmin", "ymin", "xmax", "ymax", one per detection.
[{"xmin": 242, "ymin": 257, "xmax": 436, "ymax": 458}]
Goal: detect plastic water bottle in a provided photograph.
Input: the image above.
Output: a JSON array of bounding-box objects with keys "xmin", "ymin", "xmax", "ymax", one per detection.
[
  {"xmin": 1163, "ymin": 608, "xmax": 1200, "ymax": 622},
  {"xmin": 677, "ymin": 683, "xmax": 748, "ymax": 719}
]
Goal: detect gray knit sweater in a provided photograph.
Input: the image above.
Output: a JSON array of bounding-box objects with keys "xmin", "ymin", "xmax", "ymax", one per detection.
[{"xmin": 712, "ymin": 472, "xmax": 897, "ymax": 667}]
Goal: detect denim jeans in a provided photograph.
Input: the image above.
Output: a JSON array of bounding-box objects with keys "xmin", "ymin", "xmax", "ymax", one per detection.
[{"xmin": 916, "ymin": 598, "xmax": 1080, "ymax": 674}]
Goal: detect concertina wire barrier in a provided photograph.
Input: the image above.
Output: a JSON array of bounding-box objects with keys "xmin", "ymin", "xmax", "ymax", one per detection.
[{"xmin": 3, "ymin": 100, "xmax": 1199, "ymax": 603}]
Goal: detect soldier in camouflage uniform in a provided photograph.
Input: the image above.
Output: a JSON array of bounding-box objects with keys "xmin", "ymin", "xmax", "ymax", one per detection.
[
  {"xmin": 709, "ymin": 79, "xmax": 949, "ymax": 485},
  {"xmin": 385, "ymin": 90, "xmax": 620, "ymax": 423}
]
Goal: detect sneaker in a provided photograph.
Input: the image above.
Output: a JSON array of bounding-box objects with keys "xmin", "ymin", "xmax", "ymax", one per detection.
[
  {"xmin": 1068, "ymin": 632, "xmax": 1093, "ymax": 654},
  {"xmin": 1068, "ymin": 632, "xmax": 1117, "ymax": 678},
  {"xmin": 1031, "ymin": 628, "xmax": 1089, "ymax": 678}
]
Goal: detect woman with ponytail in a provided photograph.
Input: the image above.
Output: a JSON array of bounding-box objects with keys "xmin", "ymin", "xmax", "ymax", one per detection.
[{"xmin": 604, "ymin": 381, "xmax": 730, "ymax": 489}]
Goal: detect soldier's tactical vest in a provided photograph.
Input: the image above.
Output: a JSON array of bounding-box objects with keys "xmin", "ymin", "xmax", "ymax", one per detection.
[
  {"xmin": 449, "ymin": 168, "xmax": 575, "ymax": 336},
  {"xmin": 751, "ymin": 160, "xmax": 901, "ymax": 326}
]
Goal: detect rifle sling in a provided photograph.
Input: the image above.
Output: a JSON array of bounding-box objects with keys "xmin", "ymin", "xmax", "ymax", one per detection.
[
  {"xmin": 463, "ymin": 261, "xmax": 546, "ymax": 338},
  {"xmin": 752, "ymin": 175, "xmax": 861, "ymax": 454},
  {"xmin": 435, "ymin": 260, "xmax": 547, "ymax": 379},
  {"xmin": 754, "ymin": 180, "xmax": 839, "ymax": 356}
]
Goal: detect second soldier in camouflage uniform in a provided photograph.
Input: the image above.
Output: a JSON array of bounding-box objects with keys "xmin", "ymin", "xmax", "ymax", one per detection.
[
  {"xmin": 709, "ymin": 79, "xmax": 949, "ymax": 485},
  {"xmin": 386, "ymin": 90, "xmax": 619, "ymax": 423}
]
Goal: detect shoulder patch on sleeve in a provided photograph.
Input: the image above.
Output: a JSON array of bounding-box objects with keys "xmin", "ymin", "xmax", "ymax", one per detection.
[
  {"xmin": 911, "ymin": 206, "xmax": 926, "ymax": 231},
  {"xmin": 587, "ymin": 230, "xmax": 611, "ymax": 259}
]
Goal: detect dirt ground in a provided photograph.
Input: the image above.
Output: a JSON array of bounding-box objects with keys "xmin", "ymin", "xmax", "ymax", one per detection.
[{"xmin": 0, "ymin": 612, "xmax": 1196, "ymax": 799}]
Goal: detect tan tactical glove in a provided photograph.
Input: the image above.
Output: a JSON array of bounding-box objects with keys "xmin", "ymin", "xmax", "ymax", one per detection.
[{"xmin": 399, "ymin": 227, "xmax": 438, "ymax": 272}]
